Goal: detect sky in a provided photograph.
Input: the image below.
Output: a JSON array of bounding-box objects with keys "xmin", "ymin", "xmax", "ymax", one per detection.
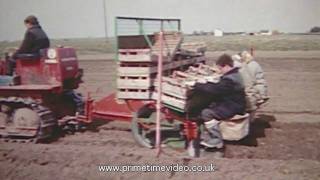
[{"xmin": 0, "ymin": 0, "xmax": 319, "ymax": 41}]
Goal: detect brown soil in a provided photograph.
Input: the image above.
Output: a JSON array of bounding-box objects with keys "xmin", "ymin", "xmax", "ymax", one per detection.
[{"xmin": 1, "ymin": 53, "xmax": 320, "ymax": 180}]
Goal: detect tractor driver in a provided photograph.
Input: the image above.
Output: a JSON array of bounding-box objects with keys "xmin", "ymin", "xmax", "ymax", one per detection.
[
  {"xmin": 7, "ymin": 15, "xmax": 50, "ymax": 75},
  {"xmin": 192, "ymin": 54, "xmax": 246, "ymax": 149}
]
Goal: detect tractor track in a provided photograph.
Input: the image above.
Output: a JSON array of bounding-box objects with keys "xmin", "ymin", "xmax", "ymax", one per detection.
[
  {"xmin": 258, "ymin": 110, "xmax": 320, "ymax": 115},
  {"xmin": 1, "ymin": 138, "xmax": 37, "ymax": 143},
  {"xmin": 0, "ymin": 97, "xmax": 57, "ymax": 143}
]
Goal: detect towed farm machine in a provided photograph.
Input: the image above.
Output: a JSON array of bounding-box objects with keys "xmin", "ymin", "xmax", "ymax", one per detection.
[{"xmin": 0, "ymin": 17, "xmax": 251, "ymax": 156}]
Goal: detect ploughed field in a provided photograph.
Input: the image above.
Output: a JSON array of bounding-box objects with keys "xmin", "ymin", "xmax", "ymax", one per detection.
[{"xmin": 1, "ymin": 52, "xmax": 320, "ymax": 180}]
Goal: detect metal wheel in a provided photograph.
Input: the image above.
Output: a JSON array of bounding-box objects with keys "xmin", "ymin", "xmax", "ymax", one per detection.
[
  {"xmin": 131, "ymin": 106, "xmax": 157, "ymax": 148},
  {"xmin": 131, "ymin": 105, "xmax": 185, "ymax": 149},
  {"xmin": 0, "ymin": 112, "xmax": 8, "ymax": 130},
  {"xmin": 11, "ymin": 108, "xmax": 40, "ymax": 137}
]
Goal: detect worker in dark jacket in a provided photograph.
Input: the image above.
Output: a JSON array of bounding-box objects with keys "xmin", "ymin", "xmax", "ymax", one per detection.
[
  {"xmin": 13, "ymin": 15, "xmax": 50, "ymax": 57},
  {"xmin": 193, "ymin": 54, "xmax": 246, "ymax": 148},
  {"xmin": 7, "ymin": 15, "xmax": 50, "ymax": 75}
]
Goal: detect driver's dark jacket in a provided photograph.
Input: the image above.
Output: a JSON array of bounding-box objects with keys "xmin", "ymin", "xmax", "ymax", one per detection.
[
  {"xmin": 13, "ymin": 25, "xmax": 50, "ymax": 57},
  {"xmin": 193, "ymin": 67, "xmax": 246, "ymax": 119}
]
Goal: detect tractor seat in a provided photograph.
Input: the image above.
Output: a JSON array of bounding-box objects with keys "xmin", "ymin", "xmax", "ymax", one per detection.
[
  {"xmin": 220, "ymin": 113, "xmax": 250, "ymax": 141},
  {"xmin": 15, "ymin": 53, "xmax": 40, "ymax": 60}
]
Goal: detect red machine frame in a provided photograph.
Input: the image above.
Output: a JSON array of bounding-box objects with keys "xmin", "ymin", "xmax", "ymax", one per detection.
[{"xmin": 77, "ymin": 17, "xmax": 200, "ymax": 155}]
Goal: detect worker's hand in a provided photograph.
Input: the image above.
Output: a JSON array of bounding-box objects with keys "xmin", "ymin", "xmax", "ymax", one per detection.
[
  {"xmin": 8, "ymin": 52, "xmax": 14, "ymax": 57},
  {"xmin": 184, "ymin": 81, "xmax": 196, "ymax": 87},
  {"xmin": 206, "ymin": 74, "xmax": 221, "ymax": 83},
  {"xmin": 196, "ymin": 78, "xmax": 207, "ymax": 84}
]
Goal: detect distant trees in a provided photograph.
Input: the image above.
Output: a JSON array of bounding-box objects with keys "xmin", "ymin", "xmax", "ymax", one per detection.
[{"xmin": 310, "ymin": 26, "xmax": 320, "ymax": 33}]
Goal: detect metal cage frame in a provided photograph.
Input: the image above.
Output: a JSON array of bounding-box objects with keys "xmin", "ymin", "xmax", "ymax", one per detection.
[{"xmin": 114, "ymin": 16, "xmax": 181, "ymax": 60}]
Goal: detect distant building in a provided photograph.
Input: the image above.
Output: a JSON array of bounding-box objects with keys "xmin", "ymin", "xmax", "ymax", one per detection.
[
  {"xmin": 214, "ymin": 29, "xmax": 223, "ymax": 37},
  {"xmin": 259, "ymin": 30, "xmax": 272, "ymax": 36}
]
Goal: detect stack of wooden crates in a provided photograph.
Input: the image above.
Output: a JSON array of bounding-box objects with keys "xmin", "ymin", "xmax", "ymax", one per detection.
[{"xmin": 116, "ymin": 31, "xmax": 208, "ymax": 112}]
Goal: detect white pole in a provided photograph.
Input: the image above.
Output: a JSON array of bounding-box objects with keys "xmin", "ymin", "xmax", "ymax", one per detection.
[
  {"xmin": 156, "ymin": 31, "xmax": 163, "ymax": 157},
  {"xmin": 102, "ymin": 0, "xmax": 108, "ymax": 38}
]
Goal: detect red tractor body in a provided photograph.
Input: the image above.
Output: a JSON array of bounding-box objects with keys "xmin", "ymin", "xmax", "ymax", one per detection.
[
  {"xmin": 0, "ymin": 48, "xmax": 83, "ymax": 141},
  {"xmin": 0, "ymin": 48, "xmax": 80, "ymax": 94}
]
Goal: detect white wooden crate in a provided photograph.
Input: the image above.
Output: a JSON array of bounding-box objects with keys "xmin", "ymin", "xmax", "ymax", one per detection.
[
  {"xmin": 119, "ymin": 49, "xmax": 158, "ymax": 62},
  {"xmin": 118, "ymin": 66, "xmax": 157, "ymax": 76},
  {"xmin": 178, "ymin": 49, "xmax": 204, "ymax": 57},
  {"xmin": 117, "ymin": 60, "xmax": 196, "ymax": 76},
  {"xmin": 118, "ymin": 62, "xmax": 157, "ymax": 76},
  {"xmin": 117, "ymin": 76, "xmax": 155, "ymax": 89},
  {"xmin": 181, "ymin": 42, "xmax": 207, "ymax": 53},
  {"xmin": 152, "ymin": 91, "xmax": 213, "ymax": 112},
  {"xmin": 117, "ymin": 89, "xmax": 153, "ymax": 99},
  {"xmin": 152, "ymin": 92, "xmax": 186, "ymax": 110},
  {"xmin": 154, "ymin": 81, "xmax": 189, "ymax": 99},
  {"xmin": 163, "ymin": 83, "xmax": 189, "ymax": 99}
]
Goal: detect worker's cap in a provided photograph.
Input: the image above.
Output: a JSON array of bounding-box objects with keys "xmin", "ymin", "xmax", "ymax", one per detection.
[
  {"xmin": 231, "ymin": 54, "xmax": 241, "ymax": 61},
  {"xmin": 24, "ymin": 15, "xmax": 39, "ymax": 25}
]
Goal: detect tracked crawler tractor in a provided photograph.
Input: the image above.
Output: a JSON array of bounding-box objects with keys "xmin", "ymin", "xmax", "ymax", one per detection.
[{"xmin": 0, "ymin": 48, "xmax": 83, "ymax": 142}]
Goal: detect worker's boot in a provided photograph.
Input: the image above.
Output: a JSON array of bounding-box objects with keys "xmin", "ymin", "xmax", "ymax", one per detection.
[{"xmin": 200, "ymin": 119, "xmax": 223, "ymax": 149}]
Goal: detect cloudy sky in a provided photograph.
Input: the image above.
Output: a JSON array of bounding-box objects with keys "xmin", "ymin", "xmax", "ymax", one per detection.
[{"xmin": 0, "ymin": 0, "xmax": 319, "ymax": 41}]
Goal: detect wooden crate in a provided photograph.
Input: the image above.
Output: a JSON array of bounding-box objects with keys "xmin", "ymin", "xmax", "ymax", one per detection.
[
  {"xmin": 117, "ymin": 76, "xmax": 155, "ymax": 89},
  {"xmin": 178, "ymin": 49, "xmax": 203, "ymax": 57},
  {"xmin": 119, "ymin": 49, "xmax": 158, "ymax": 62},
  {"xmin": 152, "ymin": 92, "xmax": 186, "ymax": 111},
  {"xmin": 163, "ymin": 83, "xmax": 189, "ymax": 99},
  {"xmin": 117, "ymin": 59, "xmax": 201, "ymax": 76},
  {"xmin": 181, "ymin": 42, "xmax": 207, "ymax": 53},
  {"xmin": 117, "ymin": 88, "xmax": 153, "ymax": 99},
  {"xmin": 118, "ymin": 62, "xmax": 158, "ymax": 76},
  {"xmin": 154, "ymin": 81, "xmax": 189, "ymax": 99},
  {"xmin": 152, "ymin": 91, "xmax": 213, "ymax": 113}
]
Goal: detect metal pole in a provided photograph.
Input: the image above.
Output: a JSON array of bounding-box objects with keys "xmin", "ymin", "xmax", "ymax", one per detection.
[
  {"xmin": 138, "ymin": 20, "xmax": 143, "ymax": 35},
  {"xmin": 160, "ymin": 20, "xmax": 164, "ymax": 31},
  {"xmin": 114, "ymin": 17, "xmax": 119, "ymax": 61},
  {"xmin": 156, "ymin": 31, "xmax": 164, "ymax": 157},
  {"xmin": 102, "ymin": 0, "xmax": 108, "ymax": 38},
  {"xmin": 250, "ymin": 46, "xmax": 254, "ymax": 57}
]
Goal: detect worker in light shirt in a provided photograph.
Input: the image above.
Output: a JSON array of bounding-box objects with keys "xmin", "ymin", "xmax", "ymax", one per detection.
[{"xmin": 240, "ymin": 51, "xmax": 269, "ymax": 105}]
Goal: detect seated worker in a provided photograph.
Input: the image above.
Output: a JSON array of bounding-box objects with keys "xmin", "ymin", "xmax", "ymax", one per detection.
[
  {"xmin": 240, "ymin": 51, "xmax": 269, "ymax": 104},
  {"xmin": 232, "ymin": 53, "xmax": 259, "ymax": 112},
  {"xmin": 193, "ymin": 54, "xmax": 246, "ymax": 148},
  {"xmin": 7, "ymin": 15, "xmax": 50, "ymax": 75},
  {"xmin": 13, "ymin": 15, "xmax": 50, "ymax": 57}
]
